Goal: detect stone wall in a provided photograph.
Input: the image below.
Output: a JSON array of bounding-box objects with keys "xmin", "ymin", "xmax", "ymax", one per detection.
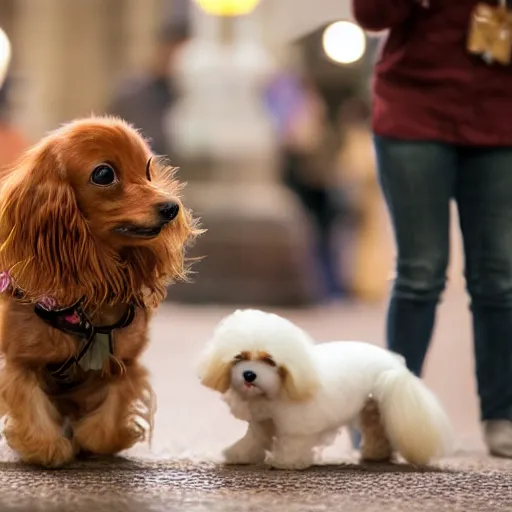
[{"xmin": 6, "ymin": 0, "xmax": 161, "ymax": 141}]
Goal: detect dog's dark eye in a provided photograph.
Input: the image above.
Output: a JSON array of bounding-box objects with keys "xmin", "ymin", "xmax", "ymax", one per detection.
[
  {"xmin": 91, "ymin": 163, "xmax": 117, "ymax": 186},
  {"xmin": 146, "ymin": 158, "xmax": 152, "ymax": 182},
  {"xmin": 261, "ymin": 356, "xmax": 276, "ymax": 367},
  {"xmin": 233, "ymin": 353, "xmax": 249, "ymax": 364}
]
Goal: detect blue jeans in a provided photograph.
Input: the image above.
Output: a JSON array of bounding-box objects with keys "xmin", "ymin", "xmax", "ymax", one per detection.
[{"xmin": 375, "ymin": 136, "xmax": 512, "ymax": 421}]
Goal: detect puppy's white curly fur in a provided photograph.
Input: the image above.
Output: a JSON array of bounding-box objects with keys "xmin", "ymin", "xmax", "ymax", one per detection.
[{"xmin": 198, "ymin": 309, "xmax": 453, "ymax": 470}]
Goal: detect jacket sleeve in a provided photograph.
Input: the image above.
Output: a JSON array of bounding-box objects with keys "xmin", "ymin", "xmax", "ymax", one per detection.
[{"xmin": 352, "ymin": 0, "xmax": 413, "ymax": 31}]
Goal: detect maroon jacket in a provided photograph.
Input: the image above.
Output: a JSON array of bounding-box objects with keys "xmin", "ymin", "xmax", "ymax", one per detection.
[{"xmin": 352, "ymin": 0, "xmax": 512, "ymax": 146}]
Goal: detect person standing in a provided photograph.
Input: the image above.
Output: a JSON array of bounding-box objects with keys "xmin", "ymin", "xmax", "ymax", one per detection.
[
  {"xmin": 352, "ymin": 0, "xmax": 512, "ymax": 456},
  {"xmin": 264, "ymin": 73, "xmax": 346, "ymax": 299},
  {"xmin": 106, "ymin": 22, "xmax": 190, "ymax": 157}
]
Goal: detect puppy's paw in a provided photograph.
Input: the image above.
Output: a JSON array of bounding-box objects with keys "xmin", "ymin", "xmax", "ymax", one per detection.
[
  {"xmin": 4, "ymin": 422, "xmax": 76, "ymax": 468},
  {"xmin": 74, "ymin": 423, "xmax": 143, "ymax": 456},
  {"xmin": 20, "ymin": 437, "xmax": 75, "ymax": 468},
  {"xmin": 265, "ymin": 453, "xmax": 312, "ymax": 471},
  {"xmin": 222, "ymin": 443, "xmax": 265, "ymax": 465}
]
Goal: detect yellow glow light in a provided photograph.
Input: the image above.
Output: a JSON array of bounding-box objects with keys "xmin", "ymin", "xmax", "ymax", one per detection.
[
  {"xmin": 194, "ymin": 0, "xmax": 260, "ymax": 16},
  {"xmin": 0, "ymin": 28, "xmax": 11, "ymax": 88},
  {"xmin": 322, "ymin": 21, "xmax": 366, "ymax": 65}
]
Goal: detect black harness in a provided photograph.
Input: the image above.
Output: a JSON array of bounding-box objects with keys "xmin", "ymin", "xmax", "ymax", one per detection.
[{"xmin": 34, "ymin": 298, "xmax": 135, "ymax": 385}]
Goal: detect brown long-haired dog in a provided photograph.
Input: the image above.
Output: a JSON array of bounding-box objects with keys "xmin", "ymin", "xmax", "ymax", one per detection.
[{"xmin": 0, "ymin": 116, "xmax": 200, "ymax": 467}]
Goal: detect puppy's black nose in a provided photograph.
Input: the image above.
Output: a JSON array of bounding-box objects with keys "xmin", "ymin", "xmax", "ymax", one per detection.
[
  {"xmin": 243, "ymin": 371, "xmax": 257, "ymax": 383},
  {"xmin": 157, "ymin": 202, "xmax": 180, "ymax": 222}
]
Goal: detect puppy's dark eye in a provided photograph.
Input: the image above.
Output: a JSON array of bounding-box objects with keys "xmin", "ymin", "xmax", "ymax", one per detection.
[
  {"xmin": 261, "ymin": 356, "xmax": 276, "ymax": 367},
  {"xmin": 146, "ymin": 157, "xmax": 152, "ymax": 182},
  {"xmin": 91, "ymin": 163, "xmax": 117, "ymax": 186},
  {"xmin": 233, "ymin": 353, "xmax": 249, "ymax": 364}
]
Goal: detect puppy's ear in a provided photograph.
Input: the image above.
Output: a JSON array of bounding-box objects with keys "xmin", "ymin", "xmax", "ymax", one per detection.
[
  {"xmin": 197, "ymin": 348, "xmax": 232, "ymax": 394},
  {"xmin": 0, "ymin": 145, "xmax": 123, "ymax": 306},
  {"xmin": 280, "ymin": 360, "xmax": 320, "ymax": 402},
  {"xmin": 200, "ymin": 363, "xmax": 231, "ymax": 394}
]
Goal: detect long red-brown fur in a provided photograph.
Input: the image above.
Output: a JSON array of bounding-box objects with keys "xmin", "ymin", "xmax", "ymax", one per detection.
[{"xmin": 0, "ymin": 116, "xmax": 201, "ymax": 466}]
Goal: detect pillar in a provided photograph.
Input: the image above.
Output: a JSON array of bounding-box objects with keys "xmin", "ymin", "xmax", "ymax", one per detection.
[
  {"xmin": 168, "ymin": 1, "xmax": 323, "ymax": 306},
  {"xmin": 11, "ymin": 0, "xmax": 161, "ymax": 141}
]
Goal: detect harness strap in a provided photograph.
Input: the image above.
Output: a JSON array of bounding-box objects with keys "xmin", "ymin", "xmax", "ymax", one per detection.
[{"xmin": 35, "ymin": 299, "xmax": 136, "ymax": 384}]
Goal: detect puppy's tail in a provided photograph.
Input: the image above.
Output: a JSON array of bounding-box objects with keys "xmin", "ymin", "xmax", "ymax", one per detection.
[{"xmin": 372, "ymin": 366, "xmax": 453, "ymax": 465}]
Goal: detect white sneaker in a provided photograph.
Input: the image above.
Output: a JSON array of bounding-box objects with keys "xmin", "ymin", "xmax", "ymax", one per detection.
[{"xmin": 484, "ymin": 420, "xmax": 512, "ymax": 458}]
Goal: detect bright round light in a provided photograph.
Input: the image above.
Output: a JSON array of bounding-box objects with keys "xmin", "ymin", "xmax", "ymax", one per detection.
[
  {"xmin": 194, "ymin": 0, "xmax": 260, "ymax": 16},
  {"xmin": 322, "ymin": 21, "xmax": 366, "ymax": 65},
  {"xmin": 0, "ymin": 28, "xmax": 11, "ymax": 88}
]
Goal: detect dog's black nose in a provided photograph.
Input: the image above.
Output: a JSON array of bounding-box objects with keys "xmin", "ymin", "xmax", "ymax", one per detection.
[
  {"xmin": 157, "ymin": 202, "xmax": 180, "ymax": 222},
  {"xmin": 243, "ymin": 371, "xmax": 257, "ymax": 383}
]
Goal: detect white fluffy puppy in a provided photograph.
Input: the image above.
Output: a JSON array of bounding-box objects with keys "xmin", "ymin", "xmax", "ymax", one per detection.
[{"xmin": 197, "ymin": 309, "xmax": 453, "ymax": 470}]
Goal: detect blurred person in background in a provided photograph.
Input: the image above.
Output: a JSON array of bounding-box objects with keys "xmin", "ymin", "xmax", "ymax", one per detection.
[
  {"xmin": 0, "ymin": 77, "xmax": 28, "ymax": 169},
  {"xmin": 264, "ymin": 73, "xmax": 347, "ymax": 301},
  {"xmin": 353, "ymin": 0, "xmax": 512, "ymax": 456},
  {"xmin": 106, "ymin": 22, "xmax": 190, "ymax": 156},
  {"xmin": 337, "ymin": 96, "xmax": 392, "ymax": 302}
]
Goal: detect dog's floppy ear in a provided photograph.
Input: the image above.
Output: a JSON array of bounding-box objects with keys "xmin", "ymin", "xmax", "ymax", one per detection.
[
  {"xmin": 0, "ymin": 145, "xmax": 123, "ymax": 306},
  {"xmin": 199, "ymin": 363, "xmax": 231, "ymax": 394},
  {"xmin": 280, "ymin": 356, "xmax": 320, "ymax": 402},
  {"xmin": 197, "ymin": 346, "xmax": 232, "ymax": 394}
]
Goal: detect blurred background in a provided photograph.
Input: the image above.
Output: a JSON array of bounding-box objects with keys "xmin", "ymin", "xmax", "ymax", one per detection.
[
  {"xmin": 0, "ymin": 0, "xmax": 401, "ymax": 308},
  {"xmin": 0, "ymin": 0, "xmax": 479, "ymax": 459}
]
